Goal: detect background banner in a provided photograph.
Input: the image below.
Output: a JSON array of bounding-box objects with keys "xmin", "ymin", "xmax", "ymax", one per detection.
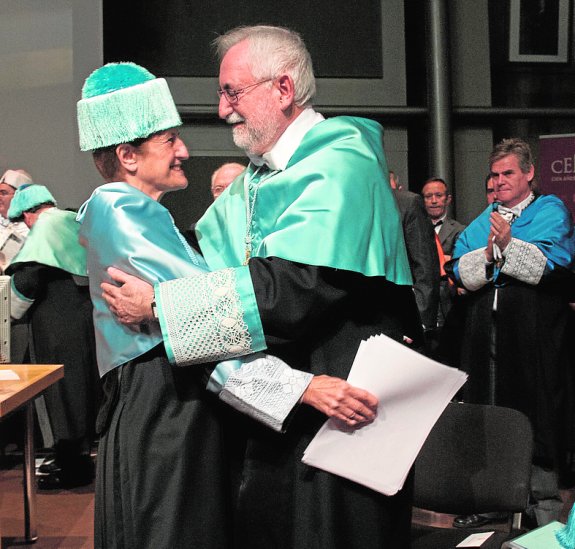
[{"xmin": 539, "ymin": 134, "xmax": 575, "ymax": 222}]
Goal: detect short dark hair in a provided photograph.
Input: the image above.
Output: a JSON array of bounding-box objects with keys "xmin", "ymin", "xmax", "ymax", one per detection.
[
  {"xmin": 11, "ymin": 201, "xmax": 55, "ymax": 223},
  {"xmin": 489, "ymin": 138, "xmax": 533, "ymax": 174},
  {"xmin": 422, "ymin": 177, "xmax": 449, "ymax": 194},
  {"xmin": 92, "ymin": 136, "xmax": 149, "ymax": 182}
]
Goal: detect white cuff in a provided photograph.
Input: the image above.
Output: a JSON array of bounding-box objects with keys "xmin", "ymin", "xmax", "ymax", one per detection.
[
  {"xmin": 500, "ymin": 238, "xmax": 547, "ymax": 285},
  {"xmin": 10, "ymin": 286, "xmax": 33, "ymax": 320},
  {"xmin": 458, "ymin": 248, "xmax": 491, "ymax": 291},
  {"xmin": 218, "ymin": 354, "xmax": 313, "ymax": 432}
]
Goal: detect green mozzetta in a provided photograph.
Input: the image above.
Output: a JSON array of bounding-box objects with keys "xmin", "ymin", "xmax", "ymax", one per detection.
[
  {"xmin": 9, "ymin": 208, "xmax": 86, "ymax": 276},
  {"xmin": 196, "ymin": 116, "xmax": 413, "ymax": 284}
]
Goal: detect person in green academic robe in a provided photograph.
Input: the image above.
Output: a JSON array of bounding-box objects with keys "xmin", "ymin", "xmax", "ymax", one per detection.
[{"xmin": 100, "ymin": 26, "xmax": 421, "ymax": 549}]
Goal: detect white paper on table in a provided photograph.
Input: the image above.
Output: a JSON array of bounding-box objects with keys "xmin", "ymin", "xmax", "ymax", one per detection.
[
  {"xmin": 0, "ymin": 370, "xmax": 20, "ymax": 380},
  {"xmin": 456, "ymin": 531, "xmax": 495, "ymax": 547},
  {"xmin": 302, "ymin": 333, "xmax": 467, "ymax": 495}
]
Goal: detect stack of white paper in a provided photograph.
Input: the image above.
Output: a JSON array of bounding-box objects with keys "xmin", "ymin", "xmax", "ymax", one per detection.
[{"xmin": 302, "ymin": 334, "xmax": 467, "ymax": 495}]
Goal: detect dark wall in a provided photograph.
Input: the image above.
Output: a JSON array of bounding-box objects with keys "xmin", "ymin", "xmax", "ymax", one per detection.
[
  {"xmin": 489, "ymin": 0, "xmax": 575, "ymax": 144},
  {"xmin": 104, "ymin": 0, "xmax": 382, "ymax": 78}
]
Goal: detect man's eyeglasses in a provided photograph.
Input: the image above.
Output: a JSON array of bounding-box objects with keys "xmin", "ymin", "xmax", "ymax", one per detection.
[
  {"xmin": 217, "ymin": 78, "xmax": 274, "ymax": 104},
  {"xmin": 0, "ymin": 190, "xmax": 15, "ymax": 197}
]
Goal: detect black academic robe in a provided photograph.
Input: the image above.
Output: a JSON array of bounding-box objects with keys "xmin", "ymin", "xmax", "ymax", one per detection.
[
  {"xmin": 94, "ymin": 347, "xmax": 231, "ymax": 549},
  {"xmin": 450, "ymin": 278, "xmax": 572, "ymax": 468},
  {"xmin": 229, "ymin": 257, "xmax": 422, "ymax": 549},
  {"xmin": 8, "ymin": 264, "xmax": 100, "ymax": 444}
]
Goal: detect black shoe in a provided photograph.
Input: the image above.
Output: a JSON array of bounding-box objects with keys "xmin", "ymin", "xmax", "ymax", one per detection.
[
  {"xmin": 480, "ymin": 511, "xmax": 509, "ymax": 523},
  {"xmin": 38, "ymin": 457, "xmax": 60, "ymax": 475},
  {"xmin": 37, "ymin": 455, "xmax": 95, "ymax": 490},
  {"xmin": 37, "ymin": 469, "xmax": 94, "ymax": 490},
  {"xmin": 452, "ymin": 514, "xmax": 490, "ymax": 528}
]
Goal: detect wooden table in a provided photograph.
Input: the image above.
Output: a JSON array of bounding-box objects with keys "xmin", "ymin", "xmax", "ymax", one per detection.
[{"xmin": 0, "ymin": 364, "xmax": 64, "ymax": 542}]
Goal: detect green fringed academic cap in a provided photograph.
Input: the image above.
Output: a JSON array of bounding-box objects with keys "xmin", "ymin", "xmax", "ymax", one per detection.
[
  {"xmin": 8, "ymin": 184, "xmax": 56, "ymax": 220},
  {"xmin": 77, "ymin": 62, "xmax": 182, "ymax": 151}
]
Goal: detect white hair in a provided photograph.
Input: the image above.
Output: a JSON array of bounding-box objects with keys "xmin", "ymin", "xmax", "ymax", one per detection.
[{"xmin": 213, "ymin": 25, "xmax": 316, "ymax": 108}]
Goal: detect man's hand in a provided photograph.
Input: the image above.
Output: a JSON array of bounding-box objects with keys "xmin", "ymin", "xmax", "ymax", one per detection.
[
  {"xmin": 101, "ymin": 267, "xmax": 155, "ymax": 325},
  {"xmin": 489, "ymin": 211, "xmax": 512, "ymax": 251},
  {"xmin": 301, "ymin": 375, "xmax": 378, "ymax": 428}
]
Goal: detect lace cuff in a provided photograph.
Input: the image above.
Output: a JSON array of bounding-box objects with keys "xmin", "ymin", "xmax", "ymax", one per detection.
[
  {"xmin": 458, "ymin": 248, "xmax": 491, "ymax": 291},
  {"xmin": 10, "ymin": 279, "xmax": 33, "ymax": 320},
  {"xmin": 500, "ymin": 238, "xmax": 546, "ymax": 285},
  {"xmin": 213, "ymin": 354, "xmax": 313, "ymax": 432},
  {"xmin": 155, "ymin": 266, "xmax": 266, "ymax": 366}
]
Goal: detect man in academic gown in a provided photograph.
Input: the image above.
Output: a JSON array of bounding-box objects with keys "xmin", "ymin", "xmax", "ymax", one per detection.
[
  {"xmin": 103, "ymin": 25, "xmax": 422, "ymax": 549},
  {"xmin": 6, "ymin": 184, "xmax": 99, "ymax": 488},
  {"xmin": 446, "ymin": 138, "xmax": 575, "ymax": 526}
]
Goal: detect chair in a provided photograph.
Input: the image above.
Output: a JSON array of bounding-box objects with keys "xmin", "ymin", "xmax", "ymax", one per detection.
[{"xmin": 411, "ymin": 402, "xmax": 533, "ymax": 549}]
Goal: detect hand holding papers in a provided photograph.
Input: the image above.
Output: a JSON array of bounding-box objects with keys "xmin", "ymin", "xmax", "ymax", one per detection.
[{"xmin": 302, "ymin": 334, "xmax": 467, "ymax": 495}]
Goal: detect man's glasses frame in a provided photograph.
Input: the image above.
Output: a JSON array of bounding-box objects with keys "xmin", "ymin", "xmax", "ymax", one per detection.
[{"xmin": 217, "ymin": 78, "xmax": 274, "ymax": 104}]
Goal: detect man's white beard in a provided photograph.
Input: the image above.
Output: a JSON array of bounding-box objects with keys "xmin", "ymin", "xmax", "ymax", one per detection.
[{"xmin": 226, "ymin": 112, "xmax": 276, "ymax": 155}]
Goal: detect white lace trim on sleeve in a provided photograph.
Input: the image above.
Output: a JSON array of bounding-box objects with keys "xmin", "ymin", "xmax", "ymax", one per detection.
[
  {"xmin": 157, "ymin": 268, "xmax": 255, "ymax": 366},
  {"xmin": 219, "ymin": 354, "xmax": 313, "ymax": 432},
  {"xmin": 458, "ymin": 247, "xmax": 491, "ymax": 291},
  {"xmin": 500, "ymin": 238, "xmax": 546, "ymax": 285}
]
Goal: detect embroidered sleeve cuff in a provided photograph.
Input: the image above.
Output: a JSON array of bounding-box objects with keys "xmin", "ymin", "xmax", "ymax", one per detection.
[
  {"xmin": 10, "ymin": 279, "xmax": 33, "ymax": 320},
  {"xmin": 499, "ymin": 238, "xmax": 547, "ymax": 285},
  {"xmin": 458, "ymin": 248, "xmax": 491, "ymax": 291},
  {"xmin": 155, "ymin": 266, "xmax": 266, "ymax": 366},
  {"xmin": 210, "ymin": 353, "xmax": 313, "ymax": 432}
]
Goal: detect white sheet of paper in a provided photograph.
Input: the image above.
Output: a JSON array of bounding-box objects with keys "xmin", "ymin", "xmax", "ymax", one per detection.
[
  {"xmin": 456, "ymin": 531, "xmax": 495, "ymax": 547},
  {"xmin": 0, "ymin": 370, "xmax": 20, "ymax": 381},
  {"xmin": 302, "ymin": 334, "xmax": 467, "ymax": 495}
]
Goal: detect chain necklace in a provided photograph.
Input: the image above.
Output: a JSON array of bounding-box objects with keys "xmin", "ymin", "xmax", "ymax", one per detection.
[{"xmin": 243, "ymin": 165, "xmax": 277, "ymax": 265}]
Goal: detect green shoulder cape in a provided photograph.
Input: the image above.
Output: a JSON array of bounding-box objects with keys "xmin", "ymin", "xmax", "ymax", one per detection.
[
  {"xmin": 9, "ymin": 208, "xmax": 86, "ymax": 276},
  {"xmin": 196, "ymin": 116, "xmax": 412, "ymax": 284}
]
